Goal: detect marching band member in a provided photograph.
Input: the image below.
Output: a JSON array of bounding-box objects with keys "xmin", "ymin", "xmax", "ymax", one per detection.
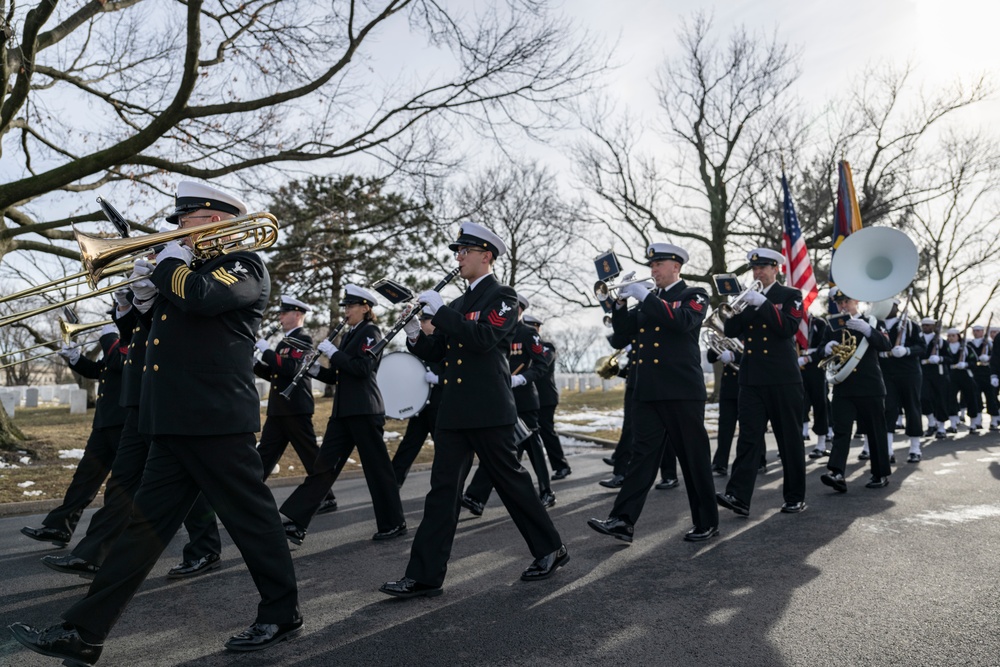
[
  {"xmin": 819, "ymin": 290, "xmax": 893, "ymax": 493},
  {"xmin": 706, "ymin": 346, "xmax": 741, "ymax": 475},
  {"xmin": 523, "ymin": 313, "xmax": 572, "ymax": 481},
  {"xmin": 802, "ymin": 314, "xmax": 831, "ymax": 459},
  {"xmin": 968, "ymin": 325, "xmax": 999, "ymax": 431},
  {"xmin": 878, "ymin": 300, "xmax": 926, "ymax": 463},
  {"xmin": 919, "ymin": 317, "xmax": 950, "ymax": 439},
  {"xmin": 717, "ymin": 248, "xmax": 807, "ymax": 517},
  {"xmin": 599, "ymin": 334, "xmax": 636, "ymax": 488},
  {"xmin": 381, "ymin": 222, "xmax": 567, "ymax": 599},
  {"xmin": 11, "ymin": 182, "xmax": 302, "ymax": 664},
  {"xmin": 281, "ymin": 285, "xmax": 406, "ymax": 544},
  {"xmin": 943, "ymin": 328, "xmax": 980, "ymax": 433},
  {"xmin": 588, "ymin": 242, "xmax": 719, "ymax": 543}
]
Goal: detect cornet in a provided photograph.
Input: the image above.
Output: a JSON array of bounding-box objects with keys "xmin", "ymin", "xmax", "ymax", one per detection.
[{"xmin": 593, "ymin": 275, "xmax": 652, "ymax": 302}]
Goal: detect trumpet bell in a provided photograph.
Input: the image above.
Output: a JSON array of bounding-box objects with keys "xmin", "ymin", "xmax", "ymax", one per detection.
[{"xmin": 831, "ymin": 227, "xmax": 918, "ymax": 303}]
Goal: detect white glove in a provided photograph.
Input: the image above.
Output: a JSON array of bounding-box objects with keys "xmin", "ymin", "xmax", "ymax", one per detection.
[
  {"xmin": 155, "ymin": 241, "xmax": 194, "ymax": 267},
  {"xmin": 403, "ymin": 316, "xmax": 422, "ymax": 339},
  {"xmin": 741, "ymin": 290, "xmax": 767, "ymax": 307},
  {"xmin": 797, "ymin": 355, "xmax": 809, "ymax": 367},
  {"xmin": 991, "ymin": 375, "xmax": 999, "ymax": 388},
  {"xmin": 132, "ymin": 259, "xmax": 154, "ymax": 277},
  {"xmin": 619, "ymin": 281, "xmax": 653, "ymax": 302},
  {"xmin": 846, "ymin": 317, "xmax": 872, "ymax": 336},
  {"xmin": 307, "ymin": 361, "xmax": 321, "ymax": 377},
  {"xmin": 720, "ymin": 350, "xmax": 735, "ymax": 365},
  {"xmin": 824, "ymin": 340, "xmax": 838, "ymax": 356},
  {"xmin": 980, "ymin": 354, "xmax": 990, "ymax": 363},
  {"xmin": 418, "ymin": 290, "xmax": 444, "ymax": 316},
  {"xmin": 511, "ymin": 374, "xmax": 527, "ymax": 388},
  {"xmin": 891, "ymin": 345, "xmax": 908, "ymax": 358},
  {"xmin": 255, "ymin": 339, "xmax": 270, "ymax": 353},
  {"xmin": 100, "ymin": 324, "xmax": 118, "ymax": 337},
  {"xmin": 131, "ymin": 278, "xmax": 157, "ymax": 302},
  {"xmin": 424, "ymin": 371, "xmax": 439, "ymax": 385},
  {"xmin": 113, "ymin": 288, "xmax": 131, "ymax": 310},
  {"xmin": 956, "ymin": 361, "xmax": 968, "ymax": 369},
  {"xmin": 620, "ymin": 270, "xmax": 636, "ymax": 282},
  {"xmin": 928, "ymin": 354, "xmax": 941, "ymax": 364},
  {"xmin": 58, "ymin": 343, "xmax": 81, "ymax": 364},
  {"xmin": 318, "ymin": 340, "xmax": 338, "ymax": 357}
]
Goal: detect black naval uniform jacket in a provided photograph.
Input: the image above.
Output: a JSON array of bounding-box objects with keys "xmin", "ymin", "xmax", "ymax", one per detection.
[
  {"xmin": 877, "ymin": 318, "xmax": 925, "ymax": 380},
  {"xmin": 254, "ymin": 327, "xmax": 314, "ymax": 416},
  {"xmin": 139, "ymin": 251, "xmax": 268, "ymax": 436},
  {"xmin": 536, "ymin": 341, "xmax": 559, "ymax": 408},
  {"xmin": 312, "ymin": 321, "xmax": 384, "ymax": 418},
  {"xmin": 408, "ymin": 273, "xmax": 519, "ymax": 429},
  {"xmin": 69, "ymin": 331, "xmax": 129, "ymax": 430},
  {"xmin": 611, "ymin": 280, "xmax": 708, "ymax": 402},
  {"xmin": 920, "ymin": 331, "xmax": 948, "ymax": 378},
  {"xmin": 115, "ymin": 305, "xmax": 147, "ymax": 410},
  {"xmin": 706, "ymin": 348, "xmax": 741, "ymax": 402},
  {"xmin": 510, "ymin": 322, "xmax": 549, "ymax": 412},
  {"xmin": 820, "ymin": 316, "xmax": 892, "ymax": 397},
  {"xmin": 803, "ymin": 317, "xmax": 830, "ymax": 368},
  {"xmin": 723, "ymin": 283, "xmax": 803, "ymax": 387},
  {"xmin": 968, "ymin": 337, "xmax": 992, "ymax": 381}
]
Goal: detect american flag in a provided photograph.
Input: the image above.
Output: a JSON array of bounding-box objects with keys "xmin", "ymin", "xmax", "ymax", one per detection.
[{"xmin": 780, "ymin": 173, "xmax": 818, "ymax": 349}]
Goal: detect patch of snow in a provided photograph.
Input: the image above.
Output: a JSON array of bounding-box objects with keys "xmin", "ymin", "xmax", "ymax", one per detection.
[{"xmin": 58, "ymin": 449, "xmax": 86, "ymax": 460}]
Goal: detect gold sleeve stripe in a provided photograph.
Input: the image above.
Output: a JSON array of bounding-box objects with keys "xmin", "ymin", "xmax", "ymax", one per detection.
[
  {"xmin": 211, "ymin": 268, "xmax": 238, "ymax": 286},
  {"xmin": 171, "ymin": 266, "xmax": 193, "ymax": 298}
]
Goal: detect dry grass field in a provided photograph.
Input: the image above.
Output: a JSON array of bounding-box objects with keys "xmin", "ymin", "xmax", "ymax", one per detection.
[{"xmin": 0, "ymin": 386, "xmax": 627, "ymax": 504}]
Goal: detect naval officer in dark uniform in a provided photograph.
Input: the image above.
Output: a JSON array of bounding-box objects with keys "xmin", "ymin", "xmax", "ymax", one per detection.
[
  {"xmin": 878, "ymin": 300, "xmax": 925, "ymax": 463},
  {"xmin": 281, "ymin": 284, "xmax": 406, "ymax": 544},
  {"xmin": 20, "ymin": 319, "xmax": 127, "ymax": 548},
  {"xmin": 380, "ymin": 222, "xmax": 568, "ymax": 598},
  {"xmin": 523, "ymin": 313, "xmax": 571, "ymax": 480},
  {"xmin": 588, "ymin": 242, "xmax": 719, "ymax": 543},
  {"xmin": 10, "ymin": 182, "xmax": 301, "ymax": 665},
  {"xmin": 253, "ymin": 295, "xmax": 336, "ymax": 512},
  {"xmin": 717, "ymin": 248, "xmax": 807, "ymax": 518}
]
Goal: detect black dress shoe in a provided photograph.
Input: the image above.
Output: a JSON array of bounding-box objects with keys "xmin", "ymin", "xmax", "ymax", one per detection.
[
  {"xmin": 935, "ymin": 431, "xmax": 947, "ymax": 439},
  {"xmin": 461, "ymin": 494, "xmax": 484, "ymax": 516},
  {"xmin": 283, "ymin": 521, "xmax": 306, "ymax": 546},
  {"xmin": 372, "ymin": 523, "xmax": 407, "ymax": 541},
  {"xmin": 20, "ymin": 526, "xmax": 71, "ymax": 547},
  {"xmin": 539, "ymin": 491, "xmax": 556, "ymax": 508},
  {"xmin": 889, "ymin": 455, "xmax": 896, "ymax": 464},
  {"xmin": 946, "ymin": 426, "xmax": 958, "ymax": 434},
  {"xmin": 551, "ymin": 467, "xmax": 572, "ymax": 480},
  {"xmin": 224, "ymin": 618, "xmax": 303, "ymax": 652},
  {"xmin": 655, "ymin": 478, "xmax": 679, "ymax": 490},
  {"xmin": 711, "ymin": 465, "xmax": 728, "ymax": 476},
  {"xmin": 757, "ymin": 461, "xmax": 767, "ymax": 473},
  {"xmin": 716, "ymin": 493, "xmax": 750, "ymax": 517},
  {"xmin": 8, "ymin": 622, "xmax": 102, "ymax": 666},
  {"xmin": 315, "ymin": 498, "xmax": 338, "ymax": 515},
  {"xmin": 602, "ymin": 456, "xmax": 616, "ymax": 467},
  {"xmin": 379, "ymin": 577, "xmax": 443, "ymax": 599},
  {"xmin": 521, "ymin": 545, "xmax": 570, "ymax": 581},
  {"xmin": 683, "ymin": 526, "xmax": 719, "ymax": 542},
  {"xmin": 167, "ymin": 552, "xmax": 221, "ymax": 579},
  {"xmin": 858, "ymin": 450, "xmax": 870, "ymax": 461},
  {"xmin": 587, "ymin": 517, "xmax": 633, "ymax": 543},
  {"xmin": 865, "ymin": 475, "xmax": 890, "ymax": 489},
  {"xmin": 820, "ymin": 472, "xmax": 848, "ymax": 493},
  {"xmin": 41, "ymin": 554, "xmax": 99, "ymax": 579},
  {"xmin": 780, "ymin": 501, "xmax": 807, "ymax": 513},
  {"xmin": 907, "ymin": 452, "xmax": 921, "ymax": 463},
  {"xmin": 598, "ymin": 474, "xmax": 625, "ymax": 489},
  {"xmin": 923, "ymin": 427, "xmax": 936, "ymax": 437}
]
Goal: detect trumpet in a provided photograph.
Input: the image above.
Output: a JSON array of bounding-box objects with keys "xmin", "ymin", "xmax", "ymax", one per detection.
[
  {"xmin": 713, "ymin": 279, "xmax": 764, "ymax": 321},
  {"xmin": 595, "ymin": 348, "xmax": 628, "ymax": 379},
  {"xmin": 594, "ymin": 275, "xmax": 652, "ymax": 302},
  {"xmin": 0, "ymin": 212, "xmax": 279, "ymax": 328}
]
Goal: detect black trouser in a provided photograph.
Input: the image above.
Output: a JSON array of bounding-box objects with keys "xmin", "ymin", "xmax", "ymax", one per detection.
[
  {"xmin": 713, "ymin": 397, "xmax": 738, "ymax": 470},
  {"xmin": 71, "ymin": 409, "xmax": 220, "ymax": 566},
  {"xmin": 465, "ymin": 410, "xmax": 551, "ymax": 502},
  {"xmin": 829, "ymin": 394, "xmax": 890, "ymax": 478},
  {"xmin": 948, "ymin": 368, "xmax": 980, "ymax": 417},
  {"xmin": 726, "ymin": 384, "xmax": 806, "ymax": 506},
  {"xmin": 973, "ymin": 371, "xmax": 999, "ymax": 417},
  {"xmin": 42, "ymin": 425, "xmax": 122, "ymax": 537},
  {"xmin": 921, "ymin": 367, "xmax": 950, "ymax": 422},
  {"xmin": 884, "ymin": 372, "xmax": 923, "ymax": 436},
  {"xmin": 801, "ymin": 366, "xmax": 829, "ymax": 435},
  {"xmin": 612, "ymin": 385, "xmax": 635, "ymax": 477},
  {"xmin": 62, "ymin": 433, "xmax": 299, "ymax": 640},
  {"xmin": 392, "ymin": 402, "xmax": 439, "ymax": 486},
  {"xmin": 257, "ymin": 413, "xmax": 335, "ymax": 501},
  {"xmin": 281, "ymin": 414, "xmax": 403, "ymax": 532},
  {"xmin": 611, "ymin": 400, "xmax": 718, "ymax": 530},
  {"xmin": 404, "ymin": 425, "xmax": 562, "ymax": 588},
  {"xmin": 537, "ymin": 403, "xmax": 569, "ymax": 472}
]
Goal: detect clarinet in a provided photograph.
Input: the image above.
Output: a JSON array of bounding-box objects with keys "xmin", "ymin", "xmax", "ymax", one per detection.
[
  {"xmin": 253, "ymin": 323, "xmax": 282, "ymax": 362},
  {"xmin": 366, "ymin": 267, "xmax": 462, "ymax": 358},
  {"xmin": 280, "ymin": 316, "xmax": 349, "ymax": 400}
]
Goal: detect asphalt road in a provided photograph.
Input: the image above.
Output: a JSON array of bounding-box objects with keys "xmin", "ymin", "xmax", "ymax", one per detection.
[{"xmin": 2, "ymin": 432, "xmax": 999, "ymax": 667}]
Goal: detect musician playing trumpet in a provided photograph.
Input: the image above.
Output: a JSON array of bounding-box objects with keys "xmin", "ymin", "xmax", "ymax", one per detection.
[{"xmin": 819, "ymin": 289, "xmax": 893, "ymax": 493}]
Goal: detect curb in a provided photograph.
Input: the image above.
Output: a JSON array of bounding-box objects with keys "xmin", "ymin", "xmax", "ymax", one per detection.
[{"xmin": 556, "ymin": 430, "xmax": 617, "ymax": 448}]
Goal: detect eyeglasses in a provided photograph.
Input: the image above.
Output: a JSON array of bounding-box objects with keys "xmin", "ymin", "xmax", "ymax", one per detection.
[{"xmin": 454, "ymin": 247, "xmax": 486, "ymax": 258}]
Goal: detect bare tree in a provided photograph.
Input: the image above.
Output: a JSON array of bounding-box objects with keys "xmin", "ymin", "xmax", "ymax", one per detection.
[{"xmin": 545, "ymin": 325, "xmax": 604, "ymax": 373}]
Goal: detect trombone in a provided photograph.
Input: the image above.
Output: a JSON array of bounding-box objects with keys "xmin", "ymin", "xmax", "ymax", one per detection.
[
  {"xmin": 594, "ymin": 275, "xmax": 652, "ymax": 302},
  {"xmin": 0, "ymin": 212, "xmax": 279, "ymax": 328},
  {"xmin": 0, "ymin": 317, "xmax": 113, "ymax": 370}
]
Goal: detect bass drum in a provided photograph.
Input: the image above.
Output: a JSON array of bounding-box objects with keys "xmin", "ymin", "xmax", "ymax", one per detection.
[{"xmin": 377, "ymin": 352, "xmax": 431, "ymax": 419}]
